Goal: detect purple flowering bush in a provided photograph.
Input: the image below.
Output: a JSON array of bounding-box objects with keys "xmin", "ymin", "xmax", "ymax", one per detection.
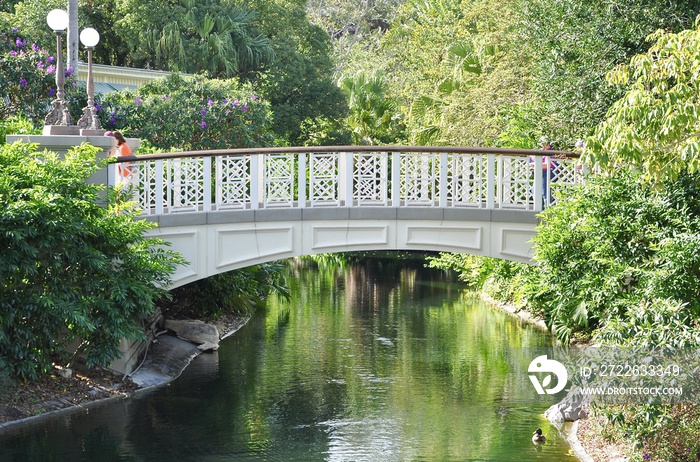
[
  {"xmin": 0, "ymin": 22, "xmax": 84, "ymax": 123},
  {"xmin": 97, "ymin": 74, "xmax": 273, "ymax": 150}
]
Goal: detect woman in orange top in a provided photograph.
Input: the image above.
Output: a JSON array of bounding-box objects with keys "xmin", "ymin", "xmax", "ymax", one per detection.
[{"xmin": 113, "ymin": 131, "xmax": 132, "ymax": 179}]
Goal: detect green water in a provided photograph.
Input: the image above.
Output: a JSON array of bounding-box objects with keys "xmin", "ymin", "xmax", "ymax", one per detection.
[{"xmin": 0, "ymin": 258, "xmax": 575, "ymax": 461}]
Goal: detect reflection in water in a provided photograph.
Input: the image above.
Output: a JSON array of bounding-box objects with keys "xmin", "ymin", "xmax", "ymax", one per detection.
[{"xmin": 0, "ymin": 257, "xmax": 574, "ymax": 461}]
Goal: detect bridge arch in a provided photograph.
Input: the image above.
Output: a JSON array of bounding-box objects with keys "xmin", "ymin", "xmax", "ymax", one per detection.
[{"xmin": 111, "ymin": 146, "xmax": 582, "ymax": 288}]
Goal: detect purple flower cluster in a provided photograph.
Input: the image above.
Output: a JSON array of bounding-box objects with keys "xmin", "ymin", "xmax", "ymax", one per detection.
[{"xmin": 194, "ymin": 94, "xmax": 259, "ymax": 129}]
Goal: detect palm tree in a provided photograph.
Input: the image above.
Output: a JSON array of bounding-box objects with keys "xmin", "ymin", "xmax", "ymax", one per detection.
[
  {"xmin": 150, "ymin": 4, "xmax": 273, "ymax": 79},
  {"xmin": 338, "ymin": 70, "xmax": 401, "ymax": 145}
]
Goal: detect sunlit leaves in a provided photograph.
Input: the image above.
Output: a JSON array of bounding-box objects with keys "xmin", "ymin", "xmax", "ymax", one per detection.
[
  {"xmin": 587, "ymin": 20, "xmax": 700, "ymax": 184},
  {"xmin": 338, "ymin": 69, "xmax": 405, "ymax": 145}
]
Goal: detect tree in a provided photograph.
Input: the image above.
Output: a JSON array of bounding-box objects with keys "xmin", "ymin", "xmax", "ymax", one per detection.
[
  {"xmin": 306, "ymin": 0, "xmax": 402, "ymax": 72},
  {"xmin": 360, "ymin": 0, "xmax": 524, "ymax": 146},
  {"xmin": 0, "ymin": 142, "xmax": 183, "ymax": 380},
  {"xmin": 158, "ymin": 263, "xmax": 290, "ymax": 320},
  {"xmin": 239, "ymin": 0, "xmax": 348, "ymax": 145},
  {"xmin": 586, "ymin": 19, "xmax": 700, "ymax": 184},
  {"xmin": 338, "ymin": 69, "xmax": 404, "ymax": 144},
  {"xmin": 516, "ymin": 0, "xmax": 700, "ymax": 148},
  {"xmin": 114, "ymin": 0, "xmax": 272, "ymax": 78}
]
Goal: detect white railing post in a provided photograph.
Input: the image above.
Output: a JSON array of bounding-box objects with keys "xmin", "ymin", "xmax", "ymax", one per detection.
[
  {"xmin": 107, "ymin": 162, "xmax": 116, "ymax": 188},
  {"xmin": 250, "ymin": 153, "xmax": 262, "ymax": 209},
  {"xmin": 391, "ymin": 151, "xmax": 401, "ymax": 207},
  {"xmin": 439, "ymin": 152, "xmax": 448, "ymax": 208},
  {"xmin": 298, "ymin": 152, "xmax": 307, "ymax": 208},
  {"xmin": 203, "ymin": 157, "xmax": 211, "ymax": 212},
  {"xmin": 486, "ymin": 154, "xmax": 495, "ymax": 209},
  {"xmin": 155, "ymin": 159, "xmax": 164, "ymax": 215},
  {"xmin": 343, "ymin": 152, "xmax": 354, "ymax": 206}
]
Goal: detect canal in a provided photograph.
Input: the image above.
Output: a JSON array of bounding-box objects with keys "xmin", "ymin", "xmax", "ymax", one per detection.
[{"xmin": 0, "ymin": 256, "xmax": 574, "ymax": 461}]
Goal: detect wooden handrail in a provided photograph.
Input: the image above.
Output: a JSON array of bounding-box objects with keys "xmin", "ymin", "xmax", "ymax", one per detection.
[{"xmin": 112, "ymin": 145, "xmax": 579, "ymax": 163}]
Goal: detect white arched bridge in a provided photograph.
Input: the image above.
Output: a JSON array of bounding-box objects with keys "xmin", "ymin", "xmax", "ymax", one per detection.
[{"xmin": 111, "ymin": 146, "xmax": 582, "ymax": 289}]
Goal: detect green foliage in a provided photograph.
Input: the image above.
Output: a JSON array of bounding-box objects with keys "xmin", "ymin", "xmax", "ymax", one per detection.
[
  {"xmin": 0, "ymin": 115, "xmax": 38, "ymax": 143},
  {"xmin": 517, "ymin": 0, "xmax": 700, "ymax": 148},
  {"xmin": 0, "ymin": 19, "xmax": 84, "ymax": 123},
  {"xmin": 307, "ymin": 0, "xmax": 401, "ymax": 71},
  {"xmin": 297, "ymin": 116, "xmax": 351, "ymax": 147},
  {"xmin": 644, "ymin": 404, "xmax": 700, "ymax": 462},
  {"xmin": 115, "ymin": 0, "xmax": 273, "ymax": 78},
  {"xmin": 587, "ymin": 19, "xmax": 700, "ymax": 184},
  {"xmin": 338, "ymin": 69, "xmax": 405, "ymax": 144},
  {"xmin": 531, "ymin": 168, "xmax": 700, "ymax": 345},
  {"xmin": 159, "ymin": 263, "xmax": 291, "ymax": 320},
  {"xmin": 0, "ymin": 142, "xmax": 183, "ymax": 380},
  {"xmin": 6, "ymin": 0, "xmax": 63, "ymax": 51},
  {"xmin": 97, "ymin": 74, "xmax": 274, "ymax": 150},
  {"xmin": 244, "ymin": 0, "xmax": 348, "ymax": 145},
  {"xmin": 426, "ymin": 253, "xmax": 494, "ymax": 288}
]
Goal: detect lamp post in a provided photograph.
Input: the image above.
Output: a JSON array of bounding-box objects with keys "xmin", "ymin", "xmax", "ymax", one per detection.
[
  {"xmin": 44, "ymin": 9, "xmax": 73, "ymax": 133},
  {"xmin": 77, "ymin": 27, "xmax": 102, "ymax": 133}
]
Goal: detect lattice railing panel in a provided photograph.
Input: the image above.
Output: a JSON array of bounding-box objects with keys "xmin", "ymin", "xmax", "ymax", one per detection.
[
  {"xmin": 310, "ymin": 153, "xmax": 339, "ymax": 205},
  {"xmin": 548, "ymin": 158, "xmax": 582, "ymax": 206},
  {"xmin": 401, "ymin": 153, "xmax": 437, "ymax": 206},
  {"xmin": 124, "ymin": 160, "xmax": 152, "ymax": 214},
  {"xmin": 354, "ymin": 152, "xmax": 388, "ymax": 205},
  {"xmin": 217, "ymin": 156, "xmax": 250, "ymax": 209},
  {"xmin": 168, "ymin": 158, "xmax": 204, "ymax": 212},
  {"xmin": 264, "ymin": 154, "xmax": 295, "ymax": 207},
  {"xmin": 498, "ymin": 156, "xmax": 532, "ymax": 209},
  {"xmin": 448, "ymin": 154, "xmax": 487, "ymax": 207}
]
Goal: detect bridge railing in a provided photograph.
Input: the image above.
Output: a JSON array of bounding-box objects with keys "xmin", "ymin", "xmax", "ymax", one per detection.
[{"xmin": 108, "ymin": 146, "xmax": 582, "ymax": 216}]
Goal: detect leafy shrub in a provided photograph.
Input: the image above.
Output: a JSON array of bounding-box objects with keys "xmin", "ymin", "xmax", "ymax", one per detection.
[
  {"xmin": 97, "ymin": 74, "xmax": 274, "ymax": 150},
  {"xmin": 0, "ymin": 115, "xmax": 39, "ymax": 144},
  {"xmin": 0, "ymin": 21, "xmax": 84, "ymax": 123},
  {"xmin": 531, "ymin": 168, "xmax": 700, "ymax": 345},
  {"xmin": 0, "ymin": 142, "xmax": 183, "ymax": 380},
  {"xmin": 644, "ymin": 404, "xmax": 700, "ymax": 461},
  {"xmin": 426, "ymin": 253, "xmax": 536, "ymax": 312}
]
